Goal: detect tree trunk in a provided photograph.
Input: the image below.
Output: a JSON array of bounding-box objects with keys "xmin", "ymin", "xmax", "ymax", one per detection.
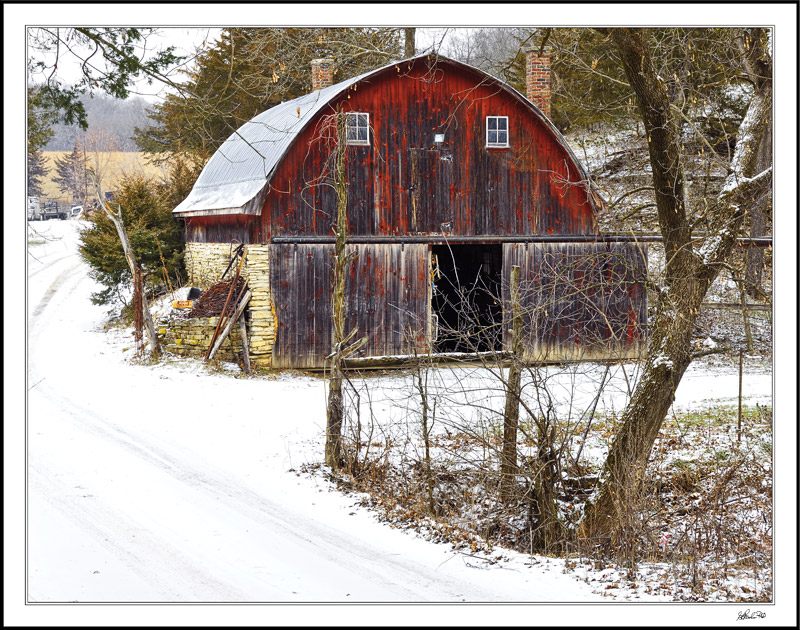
[
  {"xmin": 412, "ymin": 349, "xmax": 436, "ymax": 515},
  {"xmin": 325, "ymin": 112, "xmax": 349, "ymax": 470},
  {"xmin": 532, "ymin": 424, "xmax": 564, "ymax": 553},
  {"xmin": 580, "ymin": 277, "xmax": 706, "ymax": 537},
  {"xmin": 580, "ymin": 27, "xmax": 772, "ymax": 540},
  {"xmin": 744, "ymin": 116, "xmax": 772, "ymax": 298},
  {"xmin": 404, "ymin": 28, "xmax": 416, "ymax": 58},
  {"xmin": 100, "ymin": 194, "xmax": 162, "ymax": 359},
  {"xmin": 500, "ymin": 265, "xmax": 522, "ymax": 503}
]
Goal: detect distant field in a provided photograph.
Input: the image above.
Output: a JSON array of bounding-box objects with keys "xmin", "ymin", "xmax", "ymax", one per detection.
[{"xmin": 40, "ymin": 152, "xmax": 168, "ymax": 203}]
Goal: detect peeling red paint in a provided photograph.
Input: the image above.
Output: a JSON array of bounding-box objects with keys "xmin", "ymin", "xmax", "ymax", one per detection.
[
  {"xmin": 245, "ymin": 60, "xmax": 596, "ymax": 243},
  {"xmin": 186, "ymin": 58, "xmax": 645, "ymax": 368}
]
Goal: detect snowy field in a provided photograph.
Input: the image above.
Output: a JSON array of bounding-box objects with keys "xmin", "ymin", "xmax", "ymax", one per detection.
[{"xmin": 9, "ymin": 218, "xmax": 795, "ymax": 626}]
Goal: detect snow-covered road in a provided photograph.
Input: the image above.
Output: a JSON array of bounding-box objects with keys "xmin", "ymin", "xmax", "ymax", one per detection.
[{"xmin": 26, "ymin": 221, "xmax": 605, "ymax": 604}]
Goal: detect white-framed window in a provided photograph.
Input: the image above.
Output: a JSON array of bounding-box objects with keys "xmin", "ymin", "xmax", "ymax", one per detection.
[
  {"xmin": 346, "ymin": 112, "xmax": 370, "ymax": 146},
  {"xmin": 486, "ymin": 115, "xmax": 509, "ymax": 147}
]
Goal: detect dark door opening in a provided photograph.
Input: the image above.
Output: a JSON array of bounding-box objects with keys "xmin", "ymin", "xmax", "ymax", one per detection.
[{"xmin": 431, "ymin": 244, "xmax": 503, "ymax": 353}]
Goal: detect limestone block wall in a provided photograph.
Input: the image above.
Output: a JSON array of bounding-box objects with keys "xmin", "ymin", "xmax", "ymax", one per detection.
[
  {"xmin": 180, "ymin": 242, "xmax": 276, "ymax": 367},
  {"xmin": 157, "ymin": 316, "xmax": 245, "ymax": 363},
  {"xmin": 184, "ymin": 243, "xmax": 234, "ymax": 288}
]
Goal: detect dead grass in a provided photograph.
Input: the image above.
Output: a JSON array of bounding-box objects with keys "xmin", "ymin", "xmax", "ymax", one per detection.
[
  {"xmin": 39, "ymin": 151, "xmax": 168, "ymax": 202},
  {"xmin": 307, "ymin": 396, "xmax": 772, "ymax": 602}
]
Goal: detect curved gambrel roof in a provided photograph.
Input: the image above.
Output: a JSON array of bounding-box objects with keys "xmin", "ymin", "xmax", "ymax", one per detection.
[{"xmin": 174, "ymin": 54, "xmax": 598, "ymax": 217}]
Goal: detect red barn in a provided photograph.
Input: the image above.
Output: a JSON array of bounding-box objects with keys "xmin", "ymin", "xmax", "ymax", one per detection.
[{"xmin": 173, "ymin": 53, "xmax": 646, "ymax": 369}]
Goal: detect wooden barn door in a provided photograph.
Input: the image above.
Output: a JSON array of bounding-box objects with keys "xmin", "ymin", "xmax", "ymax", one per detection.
[
  {"xmin": 408, "ymin": 148, "xmax": 453, "ymax": 233},
  {"xmin": 271, "ymin": 243, "xmax": 430, "ymax": 369},
  {"xmin": 271, "ymin": 243, "xmax": 333, "ymax": 370},
  {"xmin": 502, "ymin": 242, "xmax": 647, "ymax": 362}
]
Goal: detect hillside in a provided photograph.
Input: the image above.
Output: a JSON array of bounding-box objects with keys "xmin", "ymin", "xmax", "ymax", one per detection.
[{"xmin": 42, "ymin": 93, "xmax": 151, "ymax": 153}]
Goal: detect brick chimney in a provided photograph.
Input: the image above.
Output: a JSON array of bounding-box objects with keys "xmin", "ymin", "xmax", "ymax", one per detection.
[
  {"xmin": 526, "ymin": 49, "xmax": 551, "ymax": 118},
  {"xmin": 311, "ymin": 58, "xmax": 335, "ymax": 91}
]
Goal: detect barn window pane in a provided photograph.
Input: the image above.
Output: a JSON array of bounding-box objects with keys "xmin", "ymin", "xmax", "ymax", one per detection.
[
  {"xmin": 346, "ymin": 112, "xmax": 370, "ymax": 146},
  {"xmin": 486, "ymin": 116, "xmax": 509, "ymax": 147}
]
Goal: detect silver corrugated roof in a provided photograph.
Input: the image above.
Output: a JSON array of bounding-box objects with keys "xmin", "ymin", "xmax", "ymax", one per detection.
[
  {"xmin": 174, "ymin": 54, "xmax": 596, "ymax": 216},
  {"xmin": 173, "ymin": 68, "xmax": 375, "ymax": 216}
]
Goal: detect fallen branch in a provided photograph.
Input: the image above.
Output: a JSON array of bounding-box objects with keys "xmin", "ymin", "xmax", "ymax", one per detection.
[{"xmin": 690, "ymin": 345, "xmax": 731, "ymax": 360}]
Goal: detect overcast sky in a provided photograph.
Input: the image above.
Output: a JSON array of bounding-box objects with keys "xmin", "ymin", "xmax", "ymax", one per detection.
[
  {"xmin": 26, "ymin": 27, "xmax": 222, "ymax": 102},
  {"xmin": 26, "ymin": 26, "xmax": 464, "ymax": 103}
]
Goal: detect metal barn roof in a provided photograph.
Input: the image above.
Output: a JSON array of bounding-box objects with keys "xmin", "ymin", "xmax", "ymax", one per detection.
[{"xmin": 173, "ymin": 54, "xmax": 593, "ymax": 217}]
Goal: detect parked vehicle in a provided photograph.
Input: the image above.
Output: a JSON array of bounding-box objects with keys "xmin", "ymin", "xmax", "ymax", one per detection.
[
  {"xmin": 70, "ymin": 205, "xmax": 84, "ymax": 218},
  {"xmin": 27, "ymin": 196, "xmax": 42, "ymax": 221},
  {"xmin": 42, "ymin": 200, "xmax": 70, "ymax": 220}
]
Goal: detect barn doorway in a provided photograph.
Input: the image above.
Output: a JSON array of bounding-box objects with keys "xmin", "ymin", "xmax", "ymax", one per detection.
[{"xmin": 431, "ymin": 244, "xmax": 503, "ymax": 353}]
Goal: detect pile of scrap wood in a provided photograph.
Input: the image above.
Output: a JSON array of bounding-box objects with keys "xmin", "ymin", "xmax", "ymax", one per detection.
[{"xmin": 185, "ymin": 277, "xmax": 247, "ymax": 318}]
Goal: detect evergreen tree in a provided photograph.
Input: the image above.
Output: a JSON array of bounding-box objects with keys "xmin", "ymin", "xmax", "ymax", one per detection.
[
  {"xmin": 135, "ymin": 27, "xmax": 403, "ymax": 161},
  {"xmin": 27, "ymin": 87, "xmax": 54, "ymax": 196},
  {"xmin": 79, "ymin": 173, "xmax": 185, "ymax": 306},
  {"xmin": 27, "ymin": 150, "xmax": 49, "ymax": 197},
  {"xmin": 53, "ymin": 142, "xmax": 91, "ymax": 204},
  {"xmin": 28, "ymin": 28, "xmax": 183, "ymax": 130}
]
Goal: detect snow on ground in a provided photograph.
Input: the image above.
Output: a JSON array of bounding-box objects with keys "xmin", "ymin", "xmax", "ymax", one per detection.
[
  {"xmin": 11, "ymin": 218, "xmax": 793, "ymax": 626},
  {"xmin": 24, "ymin": 221, "xmax": 605, "ymax": 605}
]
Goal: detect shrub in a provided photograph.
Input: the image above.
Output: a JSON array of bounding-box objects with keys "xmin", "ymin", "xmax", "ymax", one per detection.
[{"xmin": 79, "ymin": 171, "xmax": 185, "ymax": 306}]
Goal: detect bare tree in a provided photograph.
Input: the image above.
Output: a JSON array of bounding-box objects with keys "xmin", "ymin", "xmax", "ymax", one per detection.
[
  {"xmin": 499, "ymin": 265, "xmax": 522, "ymax": 503},
  {"xmin": 83, "ymin": 127, "xmax": 162, "ymax": 358},
  {"xmin": 580, "ymin": 28, "xmax": 772, "ymax": 539},
  {"xmin": 744, "ymin": 116, "xmax": 772, "ymax": 299},
  {"xmin": 325, "ymin": 111, "xmax": 349, "ymax": 468},
  {"xmin": 323, "ymin": 110, "xmax": 367, "ymax": 469}
]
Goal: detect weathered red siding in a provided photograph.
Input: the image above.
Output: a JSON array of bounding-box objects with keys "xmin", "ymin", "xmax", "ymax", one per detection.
[
  {"xmin": 184, "ymin": 215, "xmax": 262, "ymax": 244},
  {"xmin": 502, "ymin": 242, "xmax": 647, "ymax": 360},
  {"xmin": 262, "ymin": 58, "xmax": 596, "ymax": 241},
  {"xmin": 183, "ymin": 57, "xmax": 647, "ymax": 368},
  {"xmin": 270, "ymin": 243, "xmax": 430, "ymax": 368}
]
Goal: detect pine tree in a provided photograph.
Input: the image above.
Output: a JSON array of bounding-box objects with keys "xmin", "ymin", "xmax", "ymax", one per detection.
[
  {"xmin": 79, "ymin": 173, "xmax": 185, "ymax": 306},
  {"xmin": 27, "ymin": 150, "xmax": 48, "ymax": 197},
  {"xmin": 27, "ymin": 87, "xmax": 53, "ymax": 196},
  {"xmin": 135, "ymin": 27, "xmax": 403, "ymax": 161},
  {"xmin": 53, "ymin": 142, "xmax": 91, "ymax": 204}
]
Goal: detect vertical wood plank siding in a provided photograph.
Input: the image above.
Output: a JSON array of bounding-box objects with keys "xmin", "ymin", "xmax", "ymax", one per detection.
[
  {"xmin": 182, "ymin": 58, "xmax": 650, "ymax": 367},
  {"xmin": 184, "ymin": 215, "xmax": 261, "ymax": 244},
  {"xmin": 262, "ymin": 61, "xmax": 596, "ymax": 241},
  {"xmin": 271, "ymin": 243, "xmax": 429, "ymax": 369},
  {"xmin": 502, "ymin": 243, "xmax": 647, "ymax": 361},
  {"xmin": 184, "ymin": 59, "xmax": 597, "ymax": 244}
]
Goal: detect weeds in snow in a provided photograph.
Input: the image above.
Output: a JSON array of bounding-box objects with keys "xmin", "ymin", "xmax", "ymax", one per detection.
[{"xmin": 304, "ymin": 362, "xmax": 772, "ymax": 602}]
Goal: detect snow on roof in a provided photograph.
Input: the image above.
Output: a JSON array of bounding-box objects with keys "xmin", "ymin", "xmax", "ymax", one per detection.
[
  {"xmin": 172, "ymin": 70, "xmax": 371, "ymax": 217},
  {"xmin": 173, "ymin": 54, "xmax": 595, "ymax": 217}
]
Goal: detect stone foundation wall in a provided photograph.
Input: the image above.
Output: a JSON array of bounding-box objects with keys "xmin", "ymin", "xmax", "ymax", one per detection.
[
  {"xmin": 171, "ymin": 242, "xmax": 276, "ymax": 367},
  {"xmin": 157, "ymin": 316, "xmax": 246, "ymax": 364}
]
